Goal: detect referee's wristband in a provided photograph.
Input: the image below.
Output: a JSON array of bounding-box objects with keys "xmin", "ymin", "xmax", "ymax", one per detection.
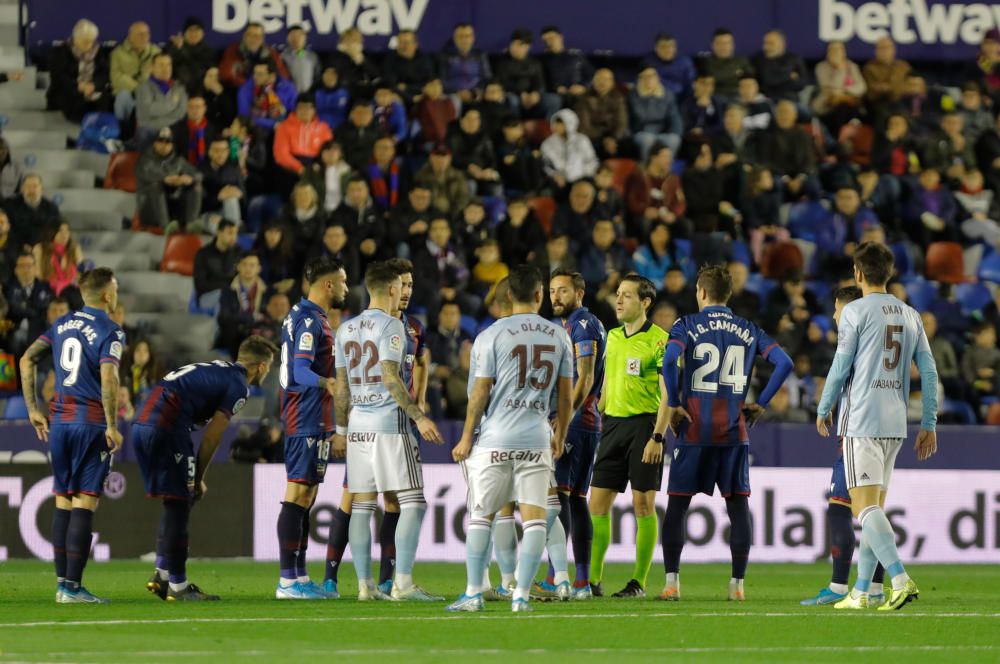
[{"xmin": 336, "ymin": 426, "xmax": 348, "ymax": 436}]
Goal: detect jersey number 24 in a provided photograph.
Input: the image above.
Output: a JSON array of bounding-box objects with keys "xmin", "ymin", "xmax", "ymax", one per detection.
[{"xmin": 691, "ymin": 343, "xmax": 748, "ymax": 394}]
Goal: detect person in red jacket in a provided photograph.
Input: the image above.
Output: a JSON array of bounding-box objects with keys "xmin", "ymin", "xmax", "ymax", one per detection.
[
  {"xmin": 274, "ymin": 93, "xmax": 333, "ymax": 196},
  {"xmin": 219, "ymin": 22, "xmax": 289, "ymax": 89}
]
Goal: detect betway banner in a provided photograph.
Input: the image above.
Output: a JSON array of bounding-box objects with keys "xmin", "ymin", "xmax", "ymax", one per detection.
[
  {"xmin": 253, "ymin": 464, "xmax": 1000, "ymax": 564},
  {"xmin": 23, "ymin": 0, "xmax": 997, "ymax": 60}
]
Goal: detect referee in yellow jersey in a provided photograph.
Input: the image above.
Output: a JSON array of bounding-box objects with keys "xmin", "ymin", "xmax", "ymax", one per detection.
[{"xmin": 589, "ymin": 274, "xmax": 672, "ymax": 598}]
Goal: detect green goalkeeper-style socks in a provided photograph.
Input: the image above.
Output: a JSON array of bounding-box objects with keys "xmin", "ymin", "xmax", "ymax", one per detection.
[
  {"xmin": 633, "ymin": 513, "xmax": 658, "ymax": 588},
  {"xmin": 590, "ymin": 514, "xmax": 611, "ymax": 584}
]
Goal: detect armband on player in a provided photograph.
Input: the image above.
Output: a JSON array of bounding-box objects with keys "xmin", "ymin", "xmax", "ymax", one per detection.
[{"xmin": 336, "ymin": 425, "xmax": 347, "ymax": 436}]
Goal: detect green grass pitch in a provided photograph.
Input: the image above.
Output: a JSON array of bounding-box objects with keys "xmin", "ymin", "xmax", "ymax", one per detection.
[{"xmin": 1, "ymin": 561, "xmax": 997, "ymax": 662}]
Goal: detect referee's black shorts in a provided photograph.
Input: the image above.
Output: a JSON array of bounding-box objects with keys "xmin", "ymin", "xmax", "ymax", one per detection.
[{"xmin": 591, "ymin": 413, "xmax": 661, "ymax": 493}]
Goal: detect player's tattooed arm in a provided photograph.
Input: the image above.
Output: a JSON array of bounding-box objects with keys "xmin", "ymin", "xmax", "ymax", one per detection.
[
  {"xmin": 100, "ymin": 363, "xmax": 120, "ymax": 429},
  {"xmin": 334, "ymin": 366, "xmax": 350, "ymax": 427},
  {"xmin": 382, "ymin": 360, "xmax": 424, "ymax": 422},
  {"xmin": 20, "ymin": 337, "xmax": 51, "ymax": 441},
  {"xmin": 571, "ymin": 354, "xmax": 596, "ymax": 414},
  {"xmin": 462, "ymin": 378, "xmax": 492, "ymax": 439}
]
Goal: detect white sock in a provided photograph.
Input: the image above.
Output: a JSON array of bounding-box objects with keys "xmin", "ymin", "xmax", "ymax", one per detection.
[
  {"xmin": 554, "ymin": 571, "xmax": 569, "ymax": 585},
  {"xmin": 502, "ymin": 572, "xmax": 515, "ymax": 588},
  {"xmin": 891, "ymin": 573, "xmax": 910, "ymax": 592},
  {"xmin": 829, "ymin": 582, "xmax": 849, "ymax": 595},
  {"xmin": 513, "ymin": 586, "xmax": 530, "ymax": 602},
  {"xmin": 666, "ymin": 572, "xmax": 679, "ymax": 586},
  {"xmin": 279, "ymin": 577, "xmax": 297, "ymax": 588},
  {"xmin": 869, "ymin": 582, "xmax": 883, "ymax": 596},
  {"xmin": 168, "ymin": 581, "xmax": 189, "ymax": 592},
  {"xmin": 730, "ymin": 577, "xmax": 744, "ymax": 590},
  {"xmin": 156, "ymin": 568, "xmax": 169, "ymax": 581},
  {"xmin": 395, "ymin": 572, "xmax": 413, "ymax": 590},
  {"xmin": 465, "ymin": 584, "xmax": 481, "ymax": 596},
  {"xmin": 480, "ymin": 566, "xmax": 493, "ymax": 591},
  {"xmin": 850, "ymin": 588, "xmax": 866, "ymax": 599},
  {"xmin": 57, "ymin": 576, "xmax": 65, "ymax": 584},
  {"xmin": 297, "ymin": 576, "xmax": 311, "ymax": 584}
]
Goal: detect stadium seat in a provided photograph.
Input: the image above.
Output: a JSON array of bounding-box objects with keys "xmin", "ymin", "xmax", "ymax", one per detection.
[
  {"xmin": 838, "ymin": 121, "xmax": 874, "ymax": 167},
  {"xmin": 237, "ymin": 233, "xmax": 255, "ymax": 252},
  {"xmin": 161, "ymin": 233, "xmax": 203, "ymax": 276},
  {"xmin": 890, "ymin": 242, "xmax": 915, "ymax": 279},
  {"xmin": 760, "ymin": 241, "xmax": 804, "ymax": 280},
  {"xmin": 904, "ymin": 279, "xmax": 939, "ymax": 312},
  {"xmin": 978, "ymin": 249, "xmax": 1000, "ymax": 284},
  {"xmin": 987, "ymin": 402, "xmax": 1000, "ymax": 425},
  {"xmin": 955, "ymin": 282, "xmax": 993, "ymax": 316},
  {"xmin": 528, "ymin": 196, "xmax": 556, "ymax": 235},
  {"xmin": 925, "ymin": 242, "xmax": 967, "ymax": 284},
  {"xmin": 941, "ymin": 399, "xmax": 976, "ymax": 424},
  {"xmin": 3, "ymin": 395, "xmax": 27, "ymax": 420},
  {"xmin": 459, "ymin": 314, "xmax": 478, "ymax": 337},
  {"xmin": 744, "ymin": 273, "xmax": 778, "ymax": 301},
  {"xmin": 805, "ymin": 280, "xmax": 831, "ymax": 302},
  {"xmin": 730, "ymin": 239, "xmax": 752, "ymax": 267},
  {"xmin": 604, "ymin": 158, "xmax": 637, "ymax": 195},
  {"xmin": 786, "ymin": 201, "xmax": 826, "ymax": 243},
  {"xmin": 481, "ymin": 195, "xmax": 507, "ymax": 226},
  {"xmin": 103, "ymin": 151, "xmax": 139, "ymax": 193},
  {"xmin": 521, "ymin": 119, "xmax": 551, "ymax": 146}
]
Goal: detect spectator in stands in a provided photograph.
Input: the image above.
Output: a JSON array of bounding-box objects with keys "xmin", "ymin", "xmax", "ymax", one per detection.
[
  {"xmin": 903, "ymin": 167, "xmax": 958, "ymax": 246},
  {"xmin": 282, "ymin": 25, "xmax": 321, "ymax": 93},
  {"xmin": 741, "ymin": 166, "xmax": 787, "ymax": 263},
  {"xmin": 925, "ymin": 112, "xmax": 976, "ymax": 184},
  {"xmin": 785, "ymin": 354, "xmax": 817, "ymax": 413},
  {"xmin": 470, "ymin": 82, "xmax": 513, "ymax": 141},
  {"xmin": 976, "ymin": 109, "xmax": 1000, "ymax": 193},
  {"xmin": 440, "ymin": 23, "xmax": 492, "ymax": 103},
  {"xmin": 367, "ymin": 136, "xmax": 406, "ymax": 214},
  {"xmin": 764, "ymin": 270, "xmax": 817, "ymax": 331},
  {"xmin": 956, "ymin": 169, "xmax": 1000, "ymax": 246},
  {"xmin": 682, "ymin": 143, "xmax": 726, "ymax": 234},
  {"xmin": 217, "ymin": 252, "xmax": 267, "ymax": 356},
  {"xmin": 110, "ymin": 21, "xmax": 159, "ymax": 123},
  {"xmin": 388, "ymin": 184, "xmax": 434, "ymax": 255},
  {"xmin": 338, "ymin": 101, "xmax": 379, "ymax": 171},
  {"xmin": 921, "ymin": 311, "xmax": 962, "ymax": 400},
  {"xmin": 171, "ymin": 96, "xmax": 218, "ymax": 168},
  {"xmin": 641, "ymin": 34, "xmax": 695, "ymax": 101},
  {"xmin": 629, "ymin": 68, "xmax": 682, "ymax": 161},
  {"xmin": 443, "ymin": 340, "xmax": 473, "ymax": 420},
  {"xmin": 541, "ymin": 108, "xmax": 599, "ymax": 190},
  {"xmin": 811, "ymin": 40, "xmax": 866, "ymax": 132},
  {"xmin": 33, "ymin": 220, "xmax": 82, "ymax": 301},
  {"xmin": 3, "ymin": 253, "xmax": 54, "ymax": 356},
  {"xmin": 120, "ymin": 339, "xmax": 164, "ymax": 410},
  {"xmin": 625, "ymin": 144, "xmax": 687, "ymax": 239},
  {"xmin": 703, "ymin": 28, "xmax": 753, "ymax": 100},
  {"xmin": 496, "ymin": 118, "xmax": 544, "ymax": 196},
  {"xmin": 496, "ymin": 28, "xmax": 557, "ymax": 119},
  {"xmin": 736, "ymin": 75, "xmax": 773, "ymax": 131},
  {"xmin": 136, "ymin": 127, "xmax": 203, "ymax": 234},
  {"xmin": 751, "ymin": 29, "xmax": 806, "ymax": 101},
  {"xmin": 47, "ymin": 19, "xmax": 111, "ymax": 123},
  {"xmin": 237, "ymin": 61, "xmax": 297, "ymax": 131},
  {"xmin": 372, "ymin": 86, "xmax": 408, "ymax": 144},
  {"xmin": 201, "ymin": 67, "xmax": 236, "ymax": 128},
  {"xmin": 0, "ymin": 137, "xmax": 21, "ymax": 202},
  {"xmin": 36, "ymin": 296, "xmax": 71, "ymax": 405},
  {"xmin": 711, "ymin": 104, "xmax": 753, "ymax": 187},
  {"xmin": 651, "ymin": 300, "xmax": 678, "ymax": 334},
  {"xmin": 752, "ymin": 99, "xmax": 817, "ymax": 200},
  {"xmin": 280, "ymin": 182, "xmax": 327, "ymax": 256},
  {"xmin": 273, "ymin": 93, "xmax": 333, "ymax": 182},
  {"xmin": 425, "ymin": 300, "xmax": 473, "ymax": 416},
  {"xmin": 165, "ymin": 17, "xmax": 216, "ymax": 93},
  {"xmin": 962, "ymin": 322, "xmax": 1000, "ymax": 412},
  {"xmin": 900, "ymin": 73, "xmax": 939, "ymax": 137},
  {"xmin": 414, "ymin": 145, "xmax": 471, "ymax": 217},
  {"xmin": 324, "ymin": 28, "xmax": 378, "ymax": 98},
  {"xmin": 552, "ymin": 179, "xmax": 598, "ymax": 238},
  {"xmin": 959, "ymin": 81, "xmax": 993, "ymax": 143},
  {"xmin": 252, "ymin": 291, "xmax": 291, "ymax": 347},
  {"xmin": 471, "ymin": 239, "xmax": 509, "ymax": 295},
  {"xmin": 446, "ymin": 108, "xmax": 502, "ymax": 196},
  {"xmin": 301, "ymin": 141, "xmax": 352, "ymax": 213},
  {"xmin": 978, "ymin": 29, "xmax": 1000, "ymax": 100},
  {"xmin": 540, "ymin": 26, "xmax": 593, "ymax": 102},
  {"xmin": 193, "ymin": 219, "xmax": 239, "ymax": 309},
  {"xmin": 253, "ymin": 221, "xmax": 298, "ymax": 293},
  {"xmin": 593, "ymin": 164, "xmax": 626, "ymax": 231},
  {"xmin": 872, "ymin": 112, "xmax": 920, "ymax": 177},
  {"xmin": 578, "ymin": 219, "xmax": 631, "ymax": 298},
  {"xmin": 314, "ymin": 66, "xmax": 350, "ymax": 131},
  {"xmin": 632, "ymin": 221, "xmax": 690, "ymax": 289},
  {"xmin": 0, "ymin": 211, "xmax": 17, "ymax": 283},
  {"xmin": 331, "ymin": 176, "xmax": 384, "ymax": 265},
  {"xmin": 225, "ymin": 115, "xmax": 271, "ymax": 194},
  {"xmin": 680, "ymin": 74, "xmax": 724, "ymax": 140},
  {"xmin": 200, "ymin": 137, "xmax": 245, "ymax": 226},
  {"xmin": 863, "ymin": 36, "xmax": 911, "ymax": 125},
  {"xmin": 313, "ymin": 222, "xmax": 360, "ymax": 284},
  {"xmin": 762, "ymin": 385, "xmax": 810, "ymax": 423},
  {"xmin": 497, "ymin": 198, "xmax": 545, "ymax": 265},
  {"xmin": 727, "ymin": 260, "xmax": 760, "ymax": 321},
  {"xmin": 412, "ymin": 79, "xmax": 453, "ymax": 149},
  {"xmin": 576, "ymin": 68, "xmax": 628, "ymax": 156},
  {"xmin": 220, "ymin": 22, "xmax": 289, "ymax": 89},
  {"xmin": 382, "ymin": 29, "xmax": 435, "ymax": 104},
  {"xmin": 135, "ymin": 52, "xmax": 189, "ymax": 143},
  {"xmin": 456, "ymin": 199, "xmax": 490, "ymax": 262},
  {"xmin": 4, "ymin": 174, "xmax": 59, "ymax": 249},
  {"xmin": 817, "ymin": 185, "xmax": 880, "ymax": 270},
  {"xmin": 658, "ymin": 265, "xmax": 698, "ymax": 316},
  {"xmin": 531, "ymin": 232, "xmax": 576, "ymax": 275},
  {"xmin": 412, "ymin": 217, "xmax": 476, "ymax": 319}
]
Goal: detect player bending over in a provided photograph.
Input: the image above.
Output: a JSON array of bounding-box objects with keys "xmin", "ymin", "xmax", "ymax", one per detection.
[
  {"xmin": 134, "ymin": 336, "xmax": 277, "ymax": 600},
  {"xmin": 448, "ymin": 265, "xmax": 573, "ymax": 613},
  {"xmin": 660, "ymin": 264, "xmax": 792, "ymax": 601},
  {"xmin": 816, "ymin": 242, "xmax": 938, "ymax": 611}
]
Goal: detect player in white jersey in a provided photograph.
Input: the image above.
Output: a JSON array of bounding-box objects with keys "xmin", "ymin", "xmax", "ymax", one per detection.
[
  {"xmin": 448, "ymin": 265, "xmax": 574, "ymax": 613},
  {"xmin": 334, "ymin": 262, "xmax": 444, "ymax": 601},
  {"xmin": 816, "ymin": 242, "xmax": 938, "ymax": 611}
]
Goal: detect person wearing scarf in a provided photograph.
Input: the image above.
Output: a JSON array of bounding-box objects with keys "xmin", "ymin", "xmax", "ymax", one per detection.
[
  {"xmin": 367, "ymin": 136, "xmax": 402, "ymax": 213},
  {"xmin": 136, "ymin": 53, "xmax": 188, "ymax": 141},
  {"xmin": 47, "ymin": 19, "xmax": 111, "ymax": 122},
  {"xmin": 237, "ymin": 61, "xmax": 298, "ymax": 131}
]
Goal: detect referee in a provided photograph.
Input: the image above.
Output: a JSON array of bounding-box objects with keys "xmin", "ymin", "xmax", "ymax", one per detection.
[{"xmin": 589, "ymin": 274, "xmax": 671, "ymax": 598}]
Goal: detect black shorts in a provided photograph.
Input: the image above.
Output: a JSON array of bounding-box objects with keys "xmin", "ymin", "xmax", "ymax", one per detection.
[{"xmin": 591, "ymin": 414, "xmax": 661, "ymax": 493}]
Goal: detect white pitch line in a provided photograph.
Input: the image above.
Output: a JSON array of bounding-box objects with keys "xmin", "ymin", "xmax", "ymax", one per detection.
[{"xmin": 2, "ymin": 612, "xmax": 999, "ymax": 628}]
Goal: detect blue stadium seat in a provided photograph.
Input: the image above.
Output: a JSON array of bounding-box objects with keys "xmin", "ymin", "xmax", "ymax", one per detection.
[
  {"xmin": 459, "ymin": 315, "xmax": 478, "ymax": 338},
  {"xmin": 730, "ymin": 240, "xmax": 751, "ymax": 267},
  {"xmin": 978, "ymin": 250, "xmax": 1000, "ymax": 284},
  {"xmin": 188, "ymin": 290, "xmax": 217, "ymax": 316},
  {"xmin": 890, "ymin": 242, "xmax": 915, "ymax": 279},
  {"xmin": 805, "ymin": 280, "xmax": 831, "ymax": 303},
  {"xmin": 955, "ymin": 282, "xmax": 993, "ymax": 316},
  {"xmin": 941, "ymin": 399, "xmax": 976, "ymax": 424},
  {"xmin": 3, "ymin": 395, "xmax": 28, "ymax": 420},
  {"xmin": 481, "ymin": 196, "xmax": 507, "ymax": 227},
  {"xmin": 744, "ymin": 273, "xmax": 777, "ymax": 301},
  {"xmin": 237, "ymin": 233, "xmax": 255, "ymax": 252},
  {"xmin": 787, "ymin": 201, "xmax": 827, "ymax": 243},
  {"xmin": 904, "ymin": 279, "xmax": 938, "ymax": 312}
]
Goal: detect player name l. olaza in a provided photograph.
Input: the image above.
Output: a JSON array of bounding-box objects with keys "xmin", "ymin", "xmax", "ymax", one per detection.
[
  {"xmin": 871, "ymin": 378, "xmax": 903, "ymax": 389},
  {"xmin": 57, "ymin": 319, "xmax": 99, "ymax": 343},
  {"xmin": 489, "ymin": 450, "xmax": 544, "ymax": 463},
  {"xmin": 504, "ymin": 321, "xmax": 557, "ymax": 337},
  {"xmin": 686, "ymin": 313, "xmax": 755, "ymax": 345},
  {"xmin": 348, "ymin": 432, "xmax": 377, "ymax": 443}
]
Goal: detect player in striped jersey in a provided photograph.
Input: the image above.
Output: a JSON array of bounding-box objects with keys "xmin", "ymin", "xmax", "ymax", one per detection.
[{"xmin": 133, "ymin": 336, "xmax": 277, "ymax": 601}]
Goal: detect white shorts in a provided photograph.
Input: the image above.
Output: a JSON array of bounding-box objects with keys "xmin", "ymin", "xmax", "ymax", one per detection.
[
  {"xmin": 346, "ymin": 429, "xmax": 423, "ymax": 493},
  {"xmin": 843, "ymin": 437, "xmax": 903, "ymax": 490},
  {"xmin": 464, "ymin": 446, "xmax": 552, "ymax": 518}
]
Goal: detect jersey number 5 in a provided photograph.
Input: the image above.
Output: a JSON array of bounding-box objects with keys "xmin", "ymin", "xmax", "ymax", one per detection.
[
  {"xmin": 883, "ymin": 325, "xmax": 903, "ymax": 370},
  {"xmin": 510, "ymin": 344, "xmax": 555, "ymax": 389},
  {"xmin": 691, "ymin": 343, "xmax": 748, "ymax": 394}
]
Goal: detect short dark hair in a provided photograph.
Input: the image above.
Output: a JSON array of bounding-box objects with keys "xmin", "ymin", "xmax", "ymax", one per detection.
[
  {"xmin": 217, "ymin": 219, "xmax": 237, "ymax": 234},
  {"xmin": 713, "ymin": 27, "xmax": 733, "ymax": 38},
  {"xmin": 346, "ymin": 175, "xmax": 368, "ymax": 188},
  {"xmin": 655, "ymin": 32, "xmax": 675, "ymax": 43},
  {"xmin": 49, "ymin": 295, "xmax": 70, "ymax": 308},
  {"xmin": 550, "ymin": 268, "xmax": 585, "ymax": 292},
  {"xmin": 834, "ymin": 285, "xmax": 863, "ymax": 304},
  {"xmin": 304, "ymin": 256, "xmax": 344, "ymax": 283},
  {"xmin": 79, "ymin": 267, "xmax": 116, "ymax": 299},
  {"xmin": 253, "ymin": 59, "xmax": 276, "ymax": 74},
  {"xmin": 540, "ymin": 25, "xmax": 561, "ymax": 36},
  {"xmin": 697, "ymin": 264, "xmax": 733, "ymax": 303},
  {"xmin": 365, "ymin": 261, "xmax": 401, "ymax": 293},
  {"xmin": 237, "ymin": 334, "xmax": 279, "ymax": 364},
  {"xmin": 510, "ymin": 28, "xmax": 533, "ymax": 44},
  {"xmin": 508, "ymin": 264, "xmax": 544, "ymax": 304},
  {"xmin": 385, "ymin": 257, "xmax": 414, "ymax": 276},
  {"xmin": 853, "ymin": 241, "xmax": 895, "ymax": 286},
  {"xmin": 490, "ymin": 275, "xmax": 511, "ymax": 306},
  {"xmin": 152, "ymin": 52, "xmax": 171, "ymax": 65},
  {"xmin": 620, "ymin": 273, "xmax": 657, "ymax": 311}
]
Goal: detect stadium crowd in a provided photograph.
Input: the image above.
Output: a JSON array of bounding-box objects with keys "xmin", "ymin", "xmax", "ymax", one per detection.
[{"xmin": 2, "ymin": 18, "xmax": 1000, "ymax": 426}]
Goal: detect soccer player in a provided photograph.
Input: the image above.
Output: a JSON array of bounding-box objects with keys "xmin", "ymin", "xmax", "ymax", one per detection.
[
  {"xmin": 322, "ymin": 258, "xmax": 429, "ymax": 597},
  {"xmin": 134, "ymin": 336, "xmax": 278, "ymax": 601},
  {"xmin": 335, "ymin": 261, "xmax": 444, "ymax": 601},
  {"xmin": 659, "ymin": 264, "xmax": 793, "ymax": 601},
  {"xmin": 275, "ymin": 256, "xmax": 349, "ymax": 599},
  {"xmin": 816, "ymin": 242, "xmax": 938, "ymax": 611},
  {"xmin": 801, "ymin": 286, "xmax": 887, "ymax": 607},
  {"xmin": 589, "ymin": 274, "xmax": 671, "ymax": 599},
  {"xmin": 448, "ymin": 265, "xmax": 573, "ymax": 613},
  {"xmin": 20, "ymin": 268, "xmax": 125, "ymax": 603},
  {"xmin": 541, "ymin": 269, "xmax": 606, "ymax": 600}
]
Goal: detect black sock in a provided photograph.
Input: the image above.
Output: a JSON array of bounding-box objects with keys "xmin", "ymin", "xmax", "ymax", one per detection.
[
  {"xmin": 277, "ymin": 502, "xmax": 306, "ymax": 581},
  {"xmin": 297, "ymin": 507, "xmax": 311, "ymax": 578},
  {"xmin": 378, "ymin": 510, "xmax": 400, "ymax": 585},
  {"xmin": 324, "ymin": 508, "xmax": 350, "ymax": 583},
  {"xmin": 163, "ymin": 500, "xmax": 191, "ymax": 585},
  {"xmin": 828, "ymin": 503, "xmax": 855, "ymax": 586},
  {"xmin": 64, "ymin": 508, "xmax": 94, "ymax": 590},
  {"xmin": 568, "ymin": 495, "xmax": 592, "ymax": 584},
  {"xmin": 662, "ymin": 495, "xmax": 691, "ymax": 574},
  {"xmin": 873, "ymin": 563, "xmax": 885, "ymax": 585},
  {"xmin": 726, "ymin": 496, "xmax": 752, "ymax": 580},
  {"xmin": 52, "ymin": 508, "xmax": 71, "ymax": 580},
  {"xmin": 557, "ymin": 493, "xmax": 571, "ymax": 536}
]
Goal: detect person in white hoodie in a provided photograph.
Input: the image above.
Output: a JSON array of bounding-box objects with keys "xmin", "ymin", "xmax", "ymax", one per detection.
[{"xmin": 541, "ymin": 109, "xmax": 599, "ymax": 191}]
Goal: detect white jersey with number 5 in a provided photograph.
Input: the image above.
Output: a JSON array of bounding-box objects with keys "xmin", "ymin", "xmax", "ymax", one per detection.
[
  {"xmin": 473, "ymin": 313, "xmax": 573, "ymax": 450},
  {"xmin": 836, "ymin": 293, "xmax": 931, "ymax": 438},
  {"xmin": 335, "ymin": 308, "xmax": 407, "ymax": 434}
]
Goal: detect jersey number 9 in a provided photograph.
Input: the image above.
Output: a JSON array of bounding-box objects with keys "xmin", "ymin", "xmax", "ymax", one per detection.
[{"xmin": 59, "ymin": 338, "xmax": 82, "ymax": 387}]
